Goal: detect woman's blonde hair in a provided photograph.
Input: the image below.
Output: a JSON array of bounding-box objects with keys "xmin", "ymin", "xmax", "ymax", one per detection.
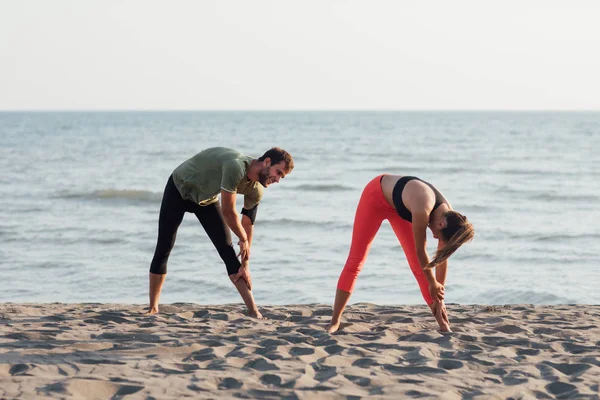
[{"xmin": 426, "ymin": 211, "xmax": 474, "ymax": 269}]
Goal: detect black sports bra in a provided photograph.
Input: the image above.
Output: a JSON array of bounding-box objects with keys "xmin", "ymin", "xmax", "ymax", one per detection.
[{"xmin": 392, "ymin": 176, "xmax": 447, "ymax": 222}]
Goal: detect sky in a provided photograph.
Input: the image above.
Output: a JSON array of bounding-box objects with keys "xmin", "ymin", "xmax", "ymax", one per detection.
[{"xmin": 1, "ymin": 0, "xmax": 599, "ymax": 110}]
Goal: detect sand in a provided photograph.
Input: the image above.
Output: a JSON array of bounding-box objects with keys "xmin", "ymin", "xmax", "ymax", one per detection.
[{"xmin": 1, "ymin": 303, "xmax": 599, "ymax": 399}]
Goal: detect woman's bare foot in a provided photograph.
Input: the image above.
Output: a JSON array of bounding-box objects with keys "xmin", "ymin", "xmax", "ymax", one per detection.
[
  {"xmin": 431, "ymin": 301, "xmax": 452, "ymax": 333},
  {"xmin": 327, "ymin": 320, "xmax": 341, "ymax": 334},
  {"xmin": 433, "ymin": 301, "xmax": 452, "ymax": 333},
  {"xmin": 146, "ymin": 306, "xmax": 159, "ymax": 315},
  {"xmin": 249, "ymin": 309, "xmax": 266, "ymax": 319}
]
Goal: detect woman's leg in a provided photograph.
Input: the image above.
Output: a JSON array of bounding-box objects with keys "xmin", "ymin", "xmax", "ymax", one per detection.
[
  {"xmin": 329, "ymin": 179, "xmax": 387, "ymax": 333},
  {"xmin": 388, "ymin": 216, "xmax": 450, "ymax": 332}
]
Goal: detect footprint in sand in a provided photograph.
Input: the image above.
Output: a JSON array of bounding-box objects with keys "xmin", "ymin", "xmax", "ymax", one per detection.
[
  {"xmin": 42, "ymin": 379, "xmax": 143, "ymax": 399},
  {"xmin": 546, "ymin": 381, "xmax": 578, "ymax": 397},
  {"xmin": 244, "ymin": 358, "xmax": 280, "ymax": 371},
  {"xmin": 9, "ymin": 363, "xmax": 35, "ymax": 376},
  {"xmin": 383, "ymin": 365, "xmax": 447, "ymax": 375},
  {"xmin": 185, "ymin": 348, "xmax": 217, "ymax": 362},
  {"xmin": 260, "ymin": 374, "xmax": 283, "ymax": 387},
  {"xmin": 562, "ymin": 342, "xmax": 596, "ymax": 354},
  {"xmin": 259, "ymin": 338, "xmax": 289, "ymax": 347},
  {"xmin": 344, "ymin": 374, "xmax": 371, "ymax": 387},
  {"xmin": 398, "ymin": 378, "xmax": 424, "ymax": 384},
  {"xmin": 324, "ymin": 344, "xmax": 346, "ymax": 355},
  {"xmin": 542, "ymin": 361, "xmax": 591, "ymax": 377},
  {"xmin": 95, "ymin": 332, "xmax": 163, "ymax": 343},
  {"xmin": 437, "ymin": 360, "xmax": 464, "ymax": 370},
  {"xmin": 501, "ymin": 370, "xmax": 530, "ymax": 386},
  {"xmin": 494, "ymin": 324, "xmax": 526, "ymax": 334},
  {"xmin": 289, "ymin": 346, "xmax": 314, "ymax": 356},
  {"xmin": 218, "ymin": 377, "xmax": 243, "ymax": 389},
  {"xmin": 482, "ymin": 336, "xmax": 530, "ymax": 347},
  {"xmin": 306, "ymin": 363, "xmax": 337, "ymax": 382},
  {"xmin": 248, "ymin": 389, "xmax": 293, "ymax": 398},
  {"xmin": 516, "ymin": 348, "xmax": 540, "ymax": 356},
  {"xmin": 225, "ymin": 346, "xmax": 248, "ymax": 358},
  {"xmin": 5, "ymin": 332, "xmax": 58, "ymax": 341},
  {"xmin": 352, "ymin": 357, "xmax": 379, "ymax": 368}
]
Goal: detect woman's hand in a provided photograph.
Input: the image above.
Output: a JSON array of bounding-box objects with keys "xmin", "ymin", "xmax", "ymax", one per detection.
[{"xmin": 429, "ymin": 281, "xmax": 445, "ymax": 302}]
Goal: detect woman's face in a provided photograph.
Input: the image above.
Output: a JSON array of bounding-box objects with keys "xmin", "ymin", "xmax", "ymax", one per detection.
[{"xmin": 429, "ymin": 215, "xmax": 447, "ymax": 240}]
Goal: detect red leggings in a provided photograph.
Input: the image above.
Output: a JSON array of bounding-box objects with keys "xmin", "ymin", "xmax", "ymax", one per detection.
[{"xmin": 337, "ymin": 175, "xmax": 433, "ymax": 305}]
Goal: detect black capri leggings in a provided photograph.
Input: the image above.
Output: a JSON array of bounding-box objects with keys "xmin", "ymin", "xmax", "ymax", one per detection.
[{"xmin": 149, "ymin": 175, "xmax": 241, "ymax": 275}]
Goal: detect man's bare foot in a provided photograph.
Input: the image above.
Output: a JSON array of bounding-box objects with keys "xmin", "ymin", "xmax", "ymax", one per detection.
[
  {"xmin": 146, "ymin": 307, "xmax": 159, "ymax": 315},
  {"xmin": 327, "ymin": 320, "xmax": 341, "ymax": 334},
  {"xmin": 249, "ymin": 310, "xmax": 266, "ymax": 319},
  {"xmin": 432, "ymin": 302, "xmax": 452, "ymax": 333}
]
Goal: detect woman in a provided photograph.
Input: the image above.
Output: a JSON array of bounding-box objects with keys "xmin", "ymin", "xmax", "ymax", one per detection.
[{"xmin": 327, "ymin": 174, "xmax": 474, "ymax": 333}]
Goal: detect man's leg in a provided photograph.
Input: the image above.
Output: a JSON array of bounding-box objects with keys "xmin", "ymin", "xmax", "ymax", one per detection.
[
  {"xmin": 194, "ymin": 202, "xmax": 263, "ymax": 318},
  {"xmin": 228, "ymin": 273, "xmax": 264, "ymax": 319},
  {"xmin": 148, "ymin": 176, "xmax": 186, "ymax": 314},
  {"xmin": 148, "ymin": 273, "xmax": 167, "ymax": 314}
]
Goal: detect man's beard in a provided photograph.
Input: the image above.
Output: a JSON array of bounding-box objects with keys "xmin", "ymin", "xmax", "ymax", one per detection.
[{"xmin": 258, "ymin": 168, "xmax": 270, "ymax": 187}]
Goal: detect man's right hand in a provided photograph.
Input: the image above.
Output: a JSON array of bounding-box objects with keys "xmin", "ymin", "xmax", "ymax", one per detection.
[
  {"xmin": 429, "ymin": 281, "xmax": 445, "ymax": 302},
  {"xmin": 237, "ymin": 239, "xmax": 250, "ymax": 261},
  {"xmin": 234, "ymin": 261, "xmax": 252, "ymax": 290}
]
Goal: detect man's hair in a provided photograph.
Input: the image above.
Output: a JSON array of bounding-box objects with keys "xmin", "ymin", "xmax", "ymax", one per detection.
[{"xmin": 258, "ymin": 147, "xmax": 294, "ymax": 173}]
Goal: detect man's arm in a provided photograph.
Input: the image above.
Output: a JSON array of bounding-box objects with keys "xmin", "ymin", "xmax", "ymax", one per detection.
[
  {"xmin": 241, "ymin": 214, "xmax": 254, "ymax": 247},
  {"xmin": 219, "ymin": 160, "xmax": 248, "ymax": 244},
  {"xmin": 240, "ymin": 204, "xmax": 258, "ymax": 247},
  {"xmin": 220, "ymin": 190, "xmax": 249, "ymax": 253}
]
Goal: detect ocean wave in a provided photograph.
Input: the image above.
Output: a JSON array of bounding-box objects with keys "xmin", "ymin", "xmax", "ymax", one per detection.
[
  {"xmin": 285, "ymin": 184, "xmax": 355, "ymax": 192},
  {"xmin": 490, "ymin": 168, "xmax": 557, "ymax": 176},
  {"xmin": 54, "ymin": 189, "xmax": 162, "ymax": 203},
  {"xmin": 532, "ymin": 233, "xmax": 600, "ymax": 242},
  {"xmin": 476, "ymin": 289, "xmax": 577, "ymax": 305},
  {"xmin": 530, "ymin": 193, "xmax": 600, "ymax": 202},
  {"xmin": 494, "ymin": 232, "xmax": 600, "ymax": 242},
  {"xmin": 459, "ymin": 204, "xmax": 491, "ymax": 212},
  {"xmin": 354, "ymin": 165, "xmax": 416, "ymax": 173},
  {"xmin": 455, "ymin": 252, "xmax": 502, "ymax": 262},
  {"xmin": 509, "ymin": 254, "xmax": 596, "ymax": 265},
  {"xmin": 258, "ymin": 217, "xmax": 351, "ymax": 229},
  {"xmin": 358, "ymin": 165, "xmax": 469, "ymax": 175},
  {"xmin": 489, "ymin": 186, "xmax": 599, "ymax": 203}
]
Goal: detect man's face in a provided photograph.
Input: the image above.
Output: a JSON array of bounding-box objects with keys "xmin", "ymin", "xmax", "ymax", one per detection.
[{"xmin": 258, "ymin": 160, "xmax": 288, "ymax": 187}]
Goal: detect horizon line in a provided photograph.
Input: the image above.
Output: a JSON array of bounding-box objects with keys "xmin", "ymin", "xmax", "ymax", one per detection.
[{"xmin": 1, "ymin": 109, "xmax": 599, "ymax": 113}]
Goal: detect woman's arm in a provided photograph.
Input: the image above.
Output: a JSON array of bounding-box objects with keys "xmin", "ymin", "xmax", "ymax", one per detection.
[
  {"xmin": 435, "ymin": 240, "xmax": 448, "ymax": 285},
  {"xmin": 412, "ymin": 212, "xmax": 445, "ymax": 302},
  {"xmin": 412, "ymin": 212, "xmax": 436, "ymax": 284}
]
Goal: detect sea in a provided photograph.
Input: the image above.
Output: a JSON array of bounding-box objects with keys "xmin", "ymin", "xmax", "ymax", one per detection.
[{"xmin": 1, "ymin": 111, "xmax": 598, "ymax": 306}]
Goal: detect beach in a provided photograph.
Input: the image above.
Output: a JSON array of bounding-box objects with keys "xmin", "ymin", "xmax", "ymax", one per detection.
[{"xmin": 1, "ymin": 303, "xmax": 599, "ymax": 399}]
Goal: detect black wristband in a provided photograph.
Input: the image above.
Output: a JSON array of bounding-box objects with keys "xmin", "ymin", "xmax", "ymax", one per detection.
[{"xmin": 241, "ymin": 204, "xmax": 258, "ymax": 224}]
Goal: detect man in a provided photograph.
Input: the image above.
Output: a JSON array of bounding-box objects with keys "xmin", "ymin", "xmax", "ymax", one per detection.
[{"xmin": 148, "ymin": 147, "xmax": 294, "ymax": 318}]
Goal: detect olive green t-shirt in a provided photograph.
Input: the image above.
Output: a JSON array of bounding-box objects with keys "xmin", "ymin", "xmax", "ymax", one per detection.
[{"xmin": 172, "ymin": 147, "xmax": 263, "ymax": 209}]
